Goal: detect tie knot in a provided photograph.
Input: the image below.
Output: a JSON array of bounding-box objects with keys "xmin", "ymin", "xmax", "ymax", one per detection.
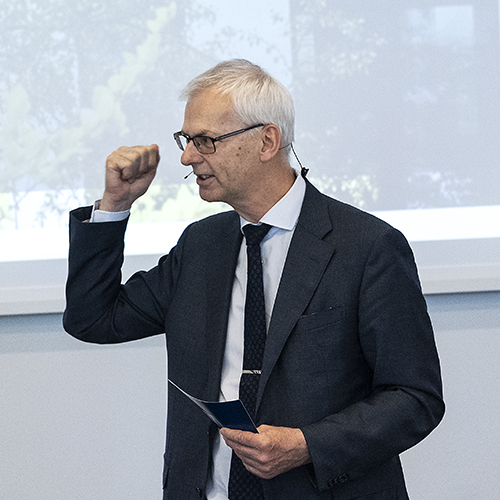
[{"xmin": 243, "ymin": 223, "xmax": 272, "ymax": 247}]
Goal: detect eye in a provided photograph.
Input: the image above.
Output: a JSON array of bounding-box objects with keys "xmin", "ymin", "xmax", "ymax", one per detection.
[{"xmin": 194, "ymin": 136, "xmax": 212, "ymax": 148}]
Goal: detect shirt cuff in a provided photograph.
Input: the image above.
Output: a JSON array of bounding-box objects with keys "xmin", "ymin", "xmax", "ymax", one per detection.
[{"xmin": 90, "ymin": 199, "xmax": 130, "ymax": 223}]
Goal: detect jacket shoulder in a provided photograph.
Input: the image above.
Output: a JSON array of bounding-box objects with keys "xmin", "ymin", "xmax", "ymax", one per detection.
[
  {"xmin": 172, "ymin": 210, "xmax": 241, "ymax": 259},
  {"xmin": 302, "ymin": 180, "xmax": 398, "ymax": 242}
]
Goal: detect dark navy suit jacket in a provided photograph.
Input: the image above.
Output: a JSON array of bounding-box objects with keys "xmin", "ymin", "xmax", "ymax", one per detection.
[{"xmin": 64, "ymin": 180, "xmax": 444, "ymax": 500}]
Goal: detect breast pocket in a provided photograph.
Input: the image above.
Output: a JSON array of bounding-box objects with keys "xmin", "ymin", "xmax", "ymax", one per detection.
[
  {"xmin": 295, "ymin": 305, "xmax": 345, "ymax": 336},
  {"xmin": 280, "ymin": 305, "xmax": 347, "ymax": 382},
  {"xmin": 278, "ymin": 302, "xmax": 364, "ymax": 398}
]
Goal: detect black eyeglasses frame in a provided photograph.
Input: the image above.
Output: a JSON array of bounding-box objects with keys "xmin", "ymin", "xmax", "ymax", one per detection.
[{"xmin": 173, "ymin": 123, "xmax": 265, "ymax": 154}]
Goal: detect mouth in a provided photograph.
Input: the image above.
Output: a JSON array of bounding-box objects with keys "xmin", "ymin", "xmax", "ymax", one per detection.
[
  {"xmin": 197, "ymin": 174, "xmax": 213, "ymax": 181},
  {"xmin": 195, "ymin": 173, "xmax": 216, "ymax": 187}
]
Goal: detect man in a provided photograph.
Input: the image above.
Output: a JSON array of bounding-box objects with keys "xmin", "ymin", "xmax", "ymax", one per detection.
[{"xmin": 64, "ymin": 59, "xmax": 444, "ymax": 500}]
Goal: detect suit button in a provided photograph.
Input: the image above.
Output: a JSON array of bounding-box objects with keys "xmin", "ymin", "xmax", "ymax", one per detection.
[
  {"xmin": 196, "ymin": 487, "xmax": 203, "ymax": 498},
  {"xmin": 328, "ymin": 473, "xmax": 349, "ymax": 487},
  {"xmin": 335, "ymin": 473, "xmax": 349, "ymax": 484}
]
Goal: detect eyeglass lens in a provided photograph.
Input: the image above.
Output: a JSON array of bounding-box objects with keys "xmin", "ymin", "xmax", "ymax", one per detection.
[
  {"xmin": 192, "ymin": 136, "xmax": 214, "ymax": 153},
  {"xmin": 176, "ymin": 134, "xmax": 215, "ymax": 154}
]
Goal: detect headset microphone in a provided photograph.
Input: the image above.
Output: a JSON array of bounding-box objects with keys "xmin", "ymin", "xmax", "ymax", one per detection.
[{"xmin": 184, "ymin": 171, "xmax": 194, "ymax": 179}]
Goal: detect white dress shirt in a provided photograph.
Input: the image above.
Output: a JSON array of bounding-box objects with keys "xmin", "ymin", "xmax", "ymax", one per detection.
[
  {"xmin": 90, "ymin": 173, "xmax": 306, "ymax": 500},
  {"xmin": 207, "ymin": 173, "xmax": 306, "ymax": 500}
]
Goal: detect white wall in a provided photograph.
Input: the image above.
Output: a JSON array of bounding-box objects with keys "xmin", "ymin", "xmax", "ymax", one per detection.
[
  {"xmin": 1, "ymin": 291, "xmax": 499, "ymax": 500},
  {"xmin": 0, "ymin": 315, "xmax": 166, "ymax": 500},
  {"xmin": 403, "ymin": 291, "xmax": 500, "ymax": 500}
]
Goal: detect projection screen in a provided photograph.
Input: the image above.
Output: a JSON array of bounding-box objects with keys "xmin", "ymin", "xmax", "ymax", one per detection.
[{"xmin": 1, "ymin": 0, "xmax": 499, "ymax": 314}]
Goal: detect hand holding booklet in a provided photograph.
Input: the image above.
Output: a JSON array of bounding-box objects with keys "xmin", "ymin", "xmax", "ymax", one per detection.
[{"xmin": 168, "ymin": 379, "xmax": 258, "ymax": 433}]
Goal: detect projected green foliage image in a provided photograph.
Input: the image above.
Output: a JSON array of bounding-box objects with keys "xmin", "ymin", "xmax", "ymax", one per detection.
[
  {"xmin": 1, "ymin": 0, "xmax": 497, "ymax": 232},
  {"xmin": 0, "ymin": 1, "xmax": 201, "ymax": 228},
  {"xmin": 0, "ymin": 0, "xmax": 390, "ymax": 230}
]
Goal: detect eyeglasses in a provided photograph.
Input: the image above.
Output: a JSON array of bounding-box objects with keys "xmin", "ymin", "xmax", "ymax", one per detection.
[{"xmin": 173, "ymin": 124, "xmax": 265, "ymax": 154}]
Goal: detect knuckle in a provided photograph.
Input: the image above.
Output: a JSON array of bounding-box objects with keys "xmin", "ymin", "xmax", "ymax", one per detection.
[
  {"xmin": 259, "ymin": 464, "xmax": 274, "ymax": 479},
  {"xmin": 255, "ymin": 449, "xmax": 271, "ymax": 465},
  {"xmin": 260, "ymin": 439, "xmax": 273, "ymax": 453}
]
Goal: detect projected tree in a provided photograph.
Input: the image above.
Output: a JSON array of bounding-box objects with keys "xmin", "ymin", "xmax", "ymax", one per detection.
[
  {"xmin": 288, "ymin": 0, "xmax": 500, "ymax": 210},
  {"xmin": 1, "ymin": 0, "xmax": 498, "ymax": 231},
  {"xmin": 0, "ymin": 1, "xmax": 209, "ymax": 228}
]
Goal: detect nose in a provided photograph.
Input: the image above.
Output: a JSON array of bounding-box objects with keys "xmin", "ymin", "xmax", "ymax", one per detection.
[{"xmin": 180, "ymin": 140, "xmax": 203, "ymax": 167}]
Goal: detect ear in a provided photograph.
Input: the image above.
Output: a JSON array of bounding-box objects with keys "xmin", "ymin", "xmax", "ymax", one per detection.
[{"xmin": 259, "ymin": 124, "xmax": 282, "ymax": 162}]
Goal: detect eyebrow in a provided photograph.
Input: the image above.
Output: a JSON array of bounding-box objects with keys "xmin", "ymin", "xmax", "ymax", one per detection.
[{"xmin": 182, "ymin": 128, "xmax": 218, "ymax": 137}]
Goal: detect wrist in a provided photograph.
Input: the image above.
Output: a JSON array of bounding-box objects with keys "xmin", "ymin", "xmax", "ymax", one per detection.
[
  {"xmin": 91, "ymin": 200, "xmax": 129, "ymax": 223},
  {"xmin": 99, "ymin": 195, "xmax": 132, "ymax": 212}
]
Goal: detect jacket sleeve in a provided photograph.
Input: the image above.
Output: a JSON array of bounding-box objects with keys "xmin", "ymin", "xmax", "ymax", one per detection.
[
  {"xmin": 63, "ymin": 206, "xmax": 180, "ymax": 343},
  {"xmin": 301, "ymin": 227, "xmax": 445, "ymax": 491}
]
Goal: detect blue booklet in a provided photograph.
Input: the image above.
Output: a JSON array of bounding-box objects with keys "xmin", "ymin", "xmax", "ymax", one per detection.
[{"xmin": 168, "ymin": 379, "xmax": 258, "ymax": 433}]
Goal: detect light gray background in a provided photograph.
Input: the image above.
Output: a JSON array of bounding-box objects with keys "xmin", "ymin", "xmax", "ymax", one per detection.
[
  {"xmin": 2, "ymin": 2, "xmax": 500, "ymax": 498},
  {"xmin": 1, "ymin": 291, "xmax": 499, "ymax": 499}
]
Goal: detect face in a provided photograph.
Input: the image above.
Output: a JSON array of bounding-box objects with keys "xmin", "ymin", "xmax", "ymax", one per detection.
[{"xmin": 180, "ymin": 89, "xmax": 264, "ymax": 214}]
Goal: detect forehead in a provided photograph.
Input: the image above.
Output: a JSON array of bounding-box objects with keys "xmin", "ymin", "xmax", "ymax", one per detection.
[{"xmin": 183, "ymin": 89, "xmax": 240, "ymax": 134}]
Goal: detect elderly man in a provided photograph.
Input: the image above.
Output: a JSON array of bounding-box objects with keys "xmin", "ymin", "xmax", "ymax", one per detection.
[{"xmin": 64, "ymin": 59, "xmax": 444, "ymax": 500}]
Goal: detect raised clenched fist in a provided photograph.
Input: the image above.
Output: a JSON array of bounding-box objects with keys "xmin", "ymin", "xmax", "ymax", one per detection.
[{"xmin": 100, "ymin": 144, "xmax": 160, "ymax": 212}]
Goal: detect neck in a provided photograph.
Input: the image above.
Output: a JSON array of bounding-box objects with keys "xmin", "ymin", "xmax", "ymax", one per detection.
[{"xmin": 235, "ymin": 166, "xmax": 296, "ymax": 223}]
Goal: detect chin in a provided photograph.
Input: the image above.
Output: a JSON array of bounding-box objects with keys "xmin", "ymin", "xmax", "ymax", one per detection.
[{"xmin": 199, "ymin": 188, "xmax": 222, "ymax": 204}]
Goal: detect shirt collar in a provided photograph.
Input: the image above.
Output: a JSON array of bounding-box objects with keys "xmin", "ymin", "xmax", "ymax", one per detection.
[{"xmin": 240, "ymin": 171, "xmax": 306, "ymax": 231}]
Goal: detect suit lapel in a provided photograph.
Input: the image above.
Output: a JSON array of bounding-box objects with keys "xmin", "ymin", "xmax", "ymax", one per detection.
[
  {"xmin": 257, "ymin": 182, "xmax": 336, "ymax": 409},
  {"xmin": 205, "ymin": 212, "xmax": 242, "ymax": 400}
]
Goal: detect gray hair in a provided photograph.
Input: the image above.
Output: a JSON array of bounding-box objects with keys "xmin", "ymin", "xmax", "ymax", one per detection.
[{"xmin": 180, "ymin": 59, "xmax": 295, "ymax": 149}]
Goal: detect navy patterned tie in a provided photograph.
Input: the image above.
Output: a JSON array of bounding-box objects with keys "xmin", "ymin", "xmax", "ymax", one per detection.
[{"xmin": 228, "ymin": 223, "xmax": 271, "ymax": 500}]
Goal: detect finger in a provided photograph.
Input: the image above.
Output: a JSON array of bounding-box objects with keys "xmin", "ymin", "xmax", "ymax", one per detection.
[
  {"xmin": 112, "ymin": 145, "xmax": 159, "ymax": 183},
  {"xmin": 149, "ymin": 143, "xmax": 160, "ymax": 163},
  {"xmin": 221, "ymin": 428, "xmax": 259, "ymax": 449},
  {"xmin": 135, "ymin": 144, "xmax": 160, "ymax": 177},
  {"xmin": 137, "ymin": 144, "xmax": 160, "ymax": 182}
]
